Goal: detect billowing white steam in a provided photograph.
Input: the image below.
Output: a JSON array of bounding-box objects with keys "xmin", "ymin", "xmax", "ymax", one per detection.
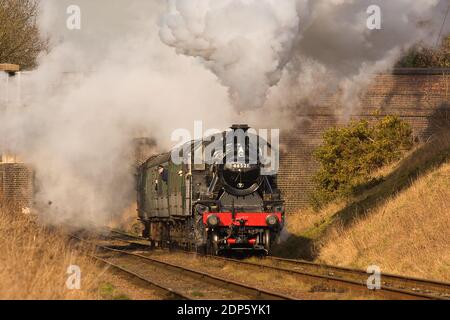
[
  {"xmin": 160, "ymin": 0, "xmax": 300, "ymax": 110},
  {"xmin": 161, "ymin": 0, "xmax": 448, "ymax": 114},
  {"xmin": 0, "ymin": 0, "xmax": 448, "ymax": 226},
  {"xmin": 1, "ymin": 0, "xmax": 234, "ymax": 226},
  {"xmin": 279, "ymin": 0, "xmax": 447, "ymax": 115}
]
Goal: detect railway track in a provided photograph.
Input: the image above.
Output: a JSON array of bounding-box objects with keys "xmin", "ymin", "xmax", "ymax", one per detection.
[
  {"xmin": 98, "ymin": 229, "xmax": 450, "ymax": 300},
  {"xmin": 71, "ymin": 234, "xmax": 190, "ymax": 299},
  {"xmin": 165, "ymin": 251, "xmax": 445, "ymax": 300},
  {"xmin": 264, "ymin": 256, "xmax": 450, "ymax": 299},
  {"xmin": 94, "ymin": 255, "xmax": 190, "ymax": 300},
  {"xmin": 71, "ymin": 233, "xmax": 296, "ymax": 300}
]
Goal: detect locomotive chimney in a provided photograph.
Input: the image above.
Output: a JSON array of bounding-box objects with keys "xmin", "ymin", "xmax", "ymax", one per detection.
[{"xmin": 230, "ymin": 124, "xmax": 250, "ymax": 132}]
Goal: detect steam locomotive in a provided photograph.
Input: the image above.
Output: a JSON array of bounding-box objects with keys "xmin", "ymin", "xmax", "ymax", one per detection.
[{"xmin": 136, "ymin": 125, "xmax": 284, "ymax": 255}]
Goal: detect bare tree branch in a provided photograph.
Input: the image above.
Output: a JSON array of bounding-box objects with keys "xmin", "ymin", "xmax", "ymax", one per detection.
[{"xmin": 0, "ymin": 0, "xmax": 48, "ymax": 70}]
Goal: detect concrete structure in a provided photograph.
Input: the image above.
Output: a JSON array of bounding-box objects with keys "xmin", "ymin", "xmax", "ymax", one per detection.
[
  {"xmin": 0, "ymin": 63, "xmax": 21, "ymax": 164},
  {"xmin": 0, "ymin": 63, "xmax": 21, "ymax": 108},
  {"xmin": 0, "ymin": 64, "xmax": 20, "ymax": 73},
  {"xmin": 278, "ymin": 68, "xmax": 450, "ymax": 213},
  {"xmin": 0, "ymin": 64, "xmax": 33, "ymax": 210}
]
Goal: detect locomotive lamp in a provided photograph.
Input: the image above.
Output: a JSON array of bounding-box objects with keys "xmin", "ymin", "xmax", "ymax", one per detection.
[
  {"xmin": 266, "ymin": 215, "xmax": 279, "ymax": 227},
  {"xmin": 207, "ymin": 214, "xmax": 220, "ymax": 227}
]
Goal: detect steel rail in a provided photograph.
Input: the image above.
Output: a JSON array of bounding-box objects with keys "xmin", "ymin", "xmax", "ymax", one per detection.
[
  {"xmin": 94, "ymin": 255, "xmax": 190, "ymax": 300},
  {"xmin": 266, "ymin": 256, "xmax": 450, "ymax": 298},
  {"xmin": 70, "ymin": 234, "xmax": 190, "ymax": 299},
  {"xmin": 103, "ymin": 229, "xmax": 449, "ymax": 300},
  {"xmin": 191, "ymin": 254, "xmax": 442, "ymax": 300},
  {"xmin": 71, "ymin": 234, "xmax": 296, "ymax": 300}
]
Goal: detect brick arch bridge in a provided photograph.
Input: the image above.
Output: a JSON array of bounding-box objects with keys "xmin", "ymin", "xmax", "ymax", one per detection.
[{"xmin": 278, "ymin": 68, "xmax": 450, "ymax": 213}]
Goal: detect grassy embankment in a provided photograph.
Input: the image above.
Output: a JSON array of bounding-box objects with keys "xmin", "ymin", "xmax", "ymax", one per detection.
[
  {"xmin": 0, "ymin": 209, "xmax": 102, "ymax": 299},
  {"xmin": 0, "ymin": 208, "xmax": 141, "ymax": 300},
  {"xmin": 278, "ymin": 128, "xmax": 450, "ymax": 282}
]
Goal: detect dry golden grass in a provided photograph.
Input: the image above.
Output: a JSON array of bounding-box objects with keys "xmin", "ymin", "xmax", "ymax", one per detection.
[
  {"xmin": 109, "ymin": 202, "xmax": 143, "ymax": 235},
  {"xmin": 317, "ymin": 161, "xmax": 450, "ymax": 282},
  {"xmin": 279, "ymin": 128, "xmax": 450, "ymax": 280},
  {"xmin": 0, "ymin": 209, "xmax": 103, "ymax": 300},
  {"xmin": 285, "ymin": 201, "xmax": 346, "ymax": 238},
  {"xmin": 286, "ymin": 147, "xmax": 421, "ymax": 239}
]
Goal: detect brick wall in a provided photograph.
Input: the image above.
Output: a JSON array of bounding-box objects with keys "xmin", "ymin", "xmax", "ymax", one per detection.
[
  {"xmin": 0, "ymin": 163, "xmax": 34, "ymax": 210},
  {"xmin": 278, "ymin": 69, "xmax": 450, "ymax": 214}
]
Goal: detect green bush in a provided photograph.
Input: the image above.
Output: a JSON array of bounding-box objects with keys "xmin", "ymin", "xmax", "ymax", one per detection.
[
  {"xmin": 396, "ymin": 37, "xmax": 450, "ymax": 68},
  {"xmin": 311, "ymin": 116, "xmax": 414, "ymax": 209}
]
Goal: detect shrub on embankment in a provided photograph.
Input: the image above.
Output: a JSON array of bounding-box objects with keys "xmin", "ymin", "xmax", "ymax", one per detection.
[
  {"xmin": 279, "ymin": 126, "xmax": 450, "ymax": 282},
  {"xmin": 397, "ymin": 36, "xmax": 450, "ymax": 68},
  {"xmin": 311, "ymin": 116, "xmax": 414, "ymax": 209}
]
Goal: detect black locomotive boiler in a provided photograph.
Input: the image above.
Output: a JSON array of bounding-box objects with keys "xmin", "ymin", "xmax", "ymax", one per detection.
[{"xmin": 136, "ymin": 125, "xmax": 284, "ymax": 255}]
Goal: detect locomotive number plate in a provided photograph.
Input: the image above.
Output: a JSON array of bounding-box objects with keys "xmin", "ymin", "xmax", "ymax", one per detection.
[{"xmin": 231, "ymin": 163, "xmax": 250, "ymax": 169}]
